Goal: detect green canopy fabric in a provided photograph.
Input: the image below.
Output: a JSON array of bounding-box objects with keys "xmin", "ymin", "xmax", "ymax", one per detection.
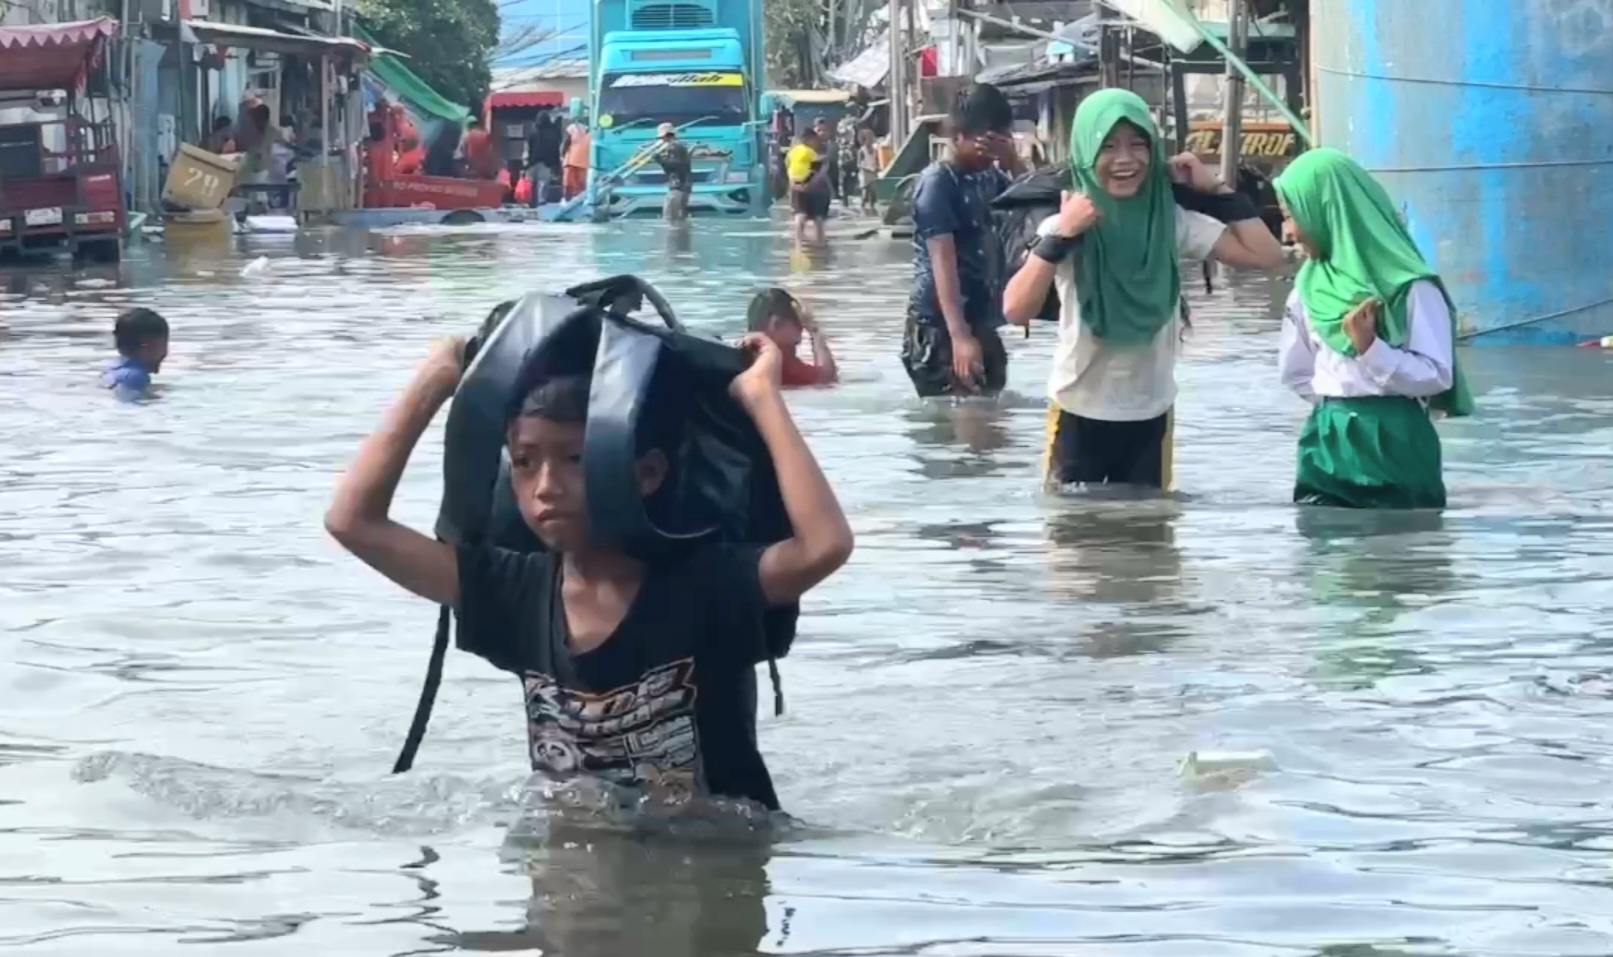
[{"xmin": 354, "ymin": 24, "xmax": 470, "ymax": 122}]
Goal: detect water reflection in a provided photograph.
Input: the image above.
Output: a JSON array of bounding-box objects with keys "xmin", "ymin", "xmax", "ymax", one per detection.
[
  {"xmin": 444, "ymin": 829, "xmax": 772, "ymax": 957},
  {"xmin": 1043, "ymin": 502, "xmax": 1188, "ymax": 657},
  {"xmin": 1297, "ymin": 508, "xmax": 1456, "ymax": 689},
  {"xmin": 1296, "ymin": 508, "xmax": 1455, "ymax": 612},
  {"xmin": 665, "ymin": 222, "xmax": 694, "ymax": 258},
  {"xmin": 904, "ymin": 401, "xmax": 1014, "ymax": 480}
]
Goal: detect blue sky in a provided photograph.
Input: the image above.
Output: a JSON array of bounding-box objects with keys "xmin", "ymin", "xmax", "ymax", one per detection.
[{"xmin": 497, "ymin": 0, "xmax": 592, "ymax": 66}]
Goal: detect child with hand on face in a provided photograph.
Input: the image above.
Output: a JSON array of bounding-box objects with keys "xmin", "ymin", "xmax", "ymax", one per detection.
[{"xmin": 746, "ymin": 288, "xmax": 837, "ymax": 388}]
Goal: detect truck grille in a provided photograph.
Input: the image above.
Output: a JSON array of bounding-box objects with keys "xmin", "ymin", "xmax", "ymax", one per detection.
[{"xmin": 629, "ymin": 4, "xmax": 714, "ymax": 28}]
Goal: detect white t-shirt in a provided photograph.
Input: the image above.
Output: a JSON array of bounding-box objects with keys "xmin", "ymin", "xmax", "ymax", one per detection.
[{"xmin": 1039, "ymin": 208, "xmax": 1226, "ymax": 421}]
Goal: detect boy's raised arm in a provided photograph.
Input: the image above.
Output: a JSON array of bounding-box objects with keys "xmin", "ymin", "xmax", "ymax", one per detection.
[
  {"xmin": 731, "ymin": 335, "xmax": 853, "ymax": 605},
  {"xmin": 325, "ymin": 338, "xmax": 464, "ymax": 607},
  {"xmin": 797, "ymin": 300, "xmax": 839, "ymax": 383}
]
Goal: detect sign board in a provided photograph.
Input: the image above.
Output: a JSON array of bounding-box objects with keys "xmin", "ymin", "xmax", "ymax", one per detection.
[
  {"xmin": 609, "ymin": 72, "xmax": 743, "ymax": 88},
  {"xmin": 1184, "ymin": 121, "xmax": 1299, "ymax": 160}
]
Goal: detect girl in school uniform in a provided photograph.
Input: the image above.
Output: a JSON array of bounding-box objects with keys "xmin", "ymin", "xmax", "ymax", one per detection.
[
  {"xmin": 1002, "ymin": 89, "xmax": 1283, "ymax": 490},
  {"xmin": 1274, "ymin": 147, "xmax": 1474, "ymax": 509}
]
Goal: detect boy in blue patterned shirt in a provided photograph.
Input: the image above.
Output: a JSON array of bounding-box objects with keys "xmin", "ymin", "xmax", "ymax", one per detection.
[
  {"xmin": 901, "ymin": 83, "xmax": 1023, "ymax": 398},
  {"xmin": 104, "ymin": 308, "xmax": 168, "ymax": 398}
]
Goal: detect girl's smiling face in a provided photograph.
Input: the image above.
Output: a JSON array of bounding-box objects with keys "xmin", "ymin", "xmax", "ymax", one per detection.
[{"xmin": 1094, "ymin": 121, "xmax": 1152, "ymax": 198}]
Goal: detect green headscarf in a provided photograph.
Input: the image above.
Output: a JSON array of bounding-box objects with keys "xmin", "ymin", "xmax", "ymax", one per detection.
[
  {"xmin": 1274, "ymin": 148, "xmax": 1473, "ymax": 417},
  {"xmin": 1067, "ymin": 89, "xmax": 1180, "ymax": 346}
]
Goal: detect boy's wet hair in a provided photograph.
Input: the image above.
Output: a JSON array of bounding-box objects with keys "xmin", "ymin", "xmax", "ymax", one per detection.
[
  {"xmin": 518, "ymin": 374, "xmax": 590, "ymax": 425},
  {"xmin": 745, "ymin": 287, "xmax": 800, "ymax": 332},
  {"xmin": 952, "ymin": 83, "xmax": 1013, "ymax": 137},
  {"xmin": 114, "ymin": 308, "xmax": 169, "ymax": 357},
  {"xmin": 516, "ymin": 374, "xmax": 680, "ymax": 455}
]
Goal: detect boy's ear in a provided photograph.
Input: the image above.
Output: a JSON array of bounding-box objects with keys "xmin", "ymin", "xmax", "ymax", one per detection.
[{"xmin": 635, "ymin": 449, "xmax": 669, "ymax": 496}]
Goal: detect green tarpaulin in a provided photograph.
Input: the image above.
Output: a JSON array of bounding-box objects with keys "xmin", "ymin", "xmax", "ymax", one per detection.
[{"xmin": 354, "ymin": 24, "xmax": 470, "ymax": 122}]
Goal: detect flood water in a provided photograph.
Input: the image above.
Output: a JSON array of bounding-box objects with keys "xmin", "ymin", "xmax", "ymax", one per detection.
[{"xmin": 4, "ymin": 218, "xmax": 1613, "ymax": 956}]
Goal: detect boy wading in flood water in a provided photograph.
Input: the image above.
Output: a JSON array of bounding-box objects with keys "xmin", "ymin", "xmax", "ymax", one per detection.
[
  {"xmin": 325, "ymin": 333, "xmax": 853, "ymax": 812},
  {"xmin": 902, "ymin": 83, "xmax": 1025, "ymax": 398},
  {"xmin": 1002, "ymin": 89, "xmax": 1283, "ymax": 490},
  {"xmin": 105, "ymin": 308, "xmax": 169, "ymax": 400},
  {"xmin": 746, "ymin": 288, "xmax": 837, "ymax": 387},
  {"xmin": 1275, "ymin": 147, "xmax": 1473, "ymax": 509}
]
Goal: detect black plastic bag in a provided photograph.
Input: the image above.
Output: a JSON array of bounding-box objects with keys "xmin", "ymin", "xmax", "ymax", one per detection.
[{"xmin": 394, "ymin": 275, "xmax": 798, "ymax": 772}]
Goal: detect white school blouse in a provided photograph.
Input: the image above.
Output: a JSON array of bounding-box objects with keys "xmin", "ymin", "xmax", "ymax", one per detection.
[
  {"xmin": 1278, "ymin": 280, "xmax": 1455, "ymax": 402},
  {"xmin": 1039, "ymin": 209, "xmax": 1227, "ymax": 422}
]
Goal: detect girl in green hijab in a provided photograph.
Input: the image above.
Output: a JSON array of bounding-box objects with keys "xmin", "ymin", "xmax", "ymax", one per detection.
[
  {"xmin": 1003, "ymin": 89, "xmax": 1283, "ymax": 490},
  {"xmin": 1274, "ymin": 147, "xmax": 1474, "ymax": 510}
]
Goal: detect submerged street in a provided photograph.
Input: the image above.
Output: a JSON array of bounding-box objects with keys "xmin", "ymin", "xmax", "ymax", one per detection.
[{"xmin": 2, "ymin": 218, "xmax": 1613, "ymax": 955}]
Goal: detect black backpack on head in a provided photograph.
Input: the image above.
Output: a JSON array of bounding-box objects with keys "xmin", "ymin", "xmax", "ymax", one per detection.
[{"xmin": 394, "ymin": 276, "xmax": 798, "ymax": 773}]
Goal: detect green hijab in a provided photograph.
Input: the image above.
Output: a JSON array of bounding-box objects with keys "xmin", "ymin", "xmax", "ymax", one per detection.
[
  {"xmin": 1274, "ymin": 148, "xmax": 1473, "ymax": 417},
  {"xmin": 1068, "ymin": 89, "xmax": 1180, "ymax": 346}
]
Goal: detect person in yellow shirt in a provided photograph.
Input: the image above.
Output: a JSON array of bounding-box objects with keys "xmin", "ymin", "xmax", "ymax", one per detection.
[{"xmin": 785, "ymin": 126, "xmax": 829, "ymax": 244}]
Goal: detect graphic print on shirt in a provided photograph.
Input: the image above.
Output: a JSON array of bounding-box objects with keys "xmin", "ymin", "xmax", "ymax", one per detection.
[{"xmin": 522, "ymin": 659, "xmax": 702, "ymax": 800}]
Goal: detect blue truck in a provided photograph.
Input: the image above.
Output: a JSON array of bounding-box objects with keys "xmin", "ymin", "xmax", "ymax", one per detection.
[{"xmin": 586, "ymin": 0, "xmax": 766, "ymax": 216}]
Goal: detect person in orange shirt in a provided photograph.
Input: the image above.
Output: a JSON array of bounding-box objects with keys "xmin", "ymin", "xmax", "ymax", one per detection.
[
  {"xmin": 396, "ymin": 134, "xmax": 424, "ymax": 176},
  {"xmin": 365, "ymin": 102, "xmax": 396, "ymax": 184},
  {"xmin": 462, "ymin": 118, "xmax": 499, "ymax": 180},
  {"xmin": 561, "ymin": 118, "xmax": 590, "ymax": 198},
  {"xmin": 393, "ymin": 105, "xmax": 418, "ymax": 148}
]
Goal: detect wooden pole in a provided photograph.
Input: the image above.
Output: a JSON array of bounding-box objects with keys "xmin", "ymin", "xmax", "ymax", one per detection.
[
  {"xmin": 1099, "ymin": 25, "xmax": 1119, "ymax": 88},
  {"xmin": 1218, "ymin": 0, "xmax": 1247, "ymax": 188}
]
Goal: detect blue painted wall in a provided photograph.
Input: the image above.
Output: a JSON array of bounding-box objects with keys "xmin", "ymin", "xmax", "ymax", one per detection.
[
  {"xmin": 1313, "ymin": 0, "xmax": 1613, "ymax": 343},
  {"xmin": 497, "ymin": 0, "xmax": 591, "ymax": 68}
]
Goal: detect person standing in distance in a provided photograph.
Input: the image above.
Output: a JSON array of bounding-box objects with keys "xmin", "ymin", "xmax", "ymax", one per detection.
[
  {"xmin": 901, "ymin": 83, "xmax": 1024, "ymax": 398},
  {"xmin": 785, "ymin": 125, "xmax": 830, "ymax": 244},
  {"xmin": 653, "ymin": 123, "xmax": 694, "ymax": 222}
]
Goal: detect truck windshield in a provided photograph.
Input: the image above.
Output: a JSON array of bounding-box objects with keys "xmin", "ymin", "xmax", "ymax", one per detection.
[{"xmin": 599, "ymin": 71, "xmax": 749, "ymax": 128}]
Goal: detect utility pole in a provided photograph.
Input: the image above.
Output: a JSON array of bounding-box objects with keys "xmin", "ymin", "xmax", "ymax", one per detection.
[
  {"xmin": 887, "ymin": 0, "xmax": 907, "ymax": 149},
  {"xmin": 1218, "ymin": 0, "xmax": 1248, "ymax": 188},
  {"xmin": 903, "ymin": 0, "xmax": 917, "ymax": 115}
]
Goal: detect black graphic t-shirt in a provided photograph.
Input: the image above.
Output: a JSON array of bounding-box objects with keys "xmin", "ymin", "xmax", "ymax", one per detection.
[{"xmin": 454, "ymin": 542, "xmax": 779, "ymax": 810}]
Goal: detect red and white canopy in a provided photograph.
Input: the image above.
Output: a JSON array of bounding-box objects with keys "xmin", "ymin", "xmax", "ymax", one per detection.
[{"xmin": 0, "ymin": 17, "xmax": 117, "ymax": 92}]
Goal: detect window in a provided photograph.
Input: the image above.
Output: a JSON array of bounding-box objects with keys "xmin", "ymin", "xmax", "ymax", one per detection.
[{"xmin": 598, "ymin": 72, "xmax": 748, "ymax": 128}]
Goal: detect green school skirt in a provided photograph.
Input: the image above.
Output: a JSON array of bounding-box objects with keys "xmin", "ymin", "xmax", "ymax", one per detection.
[{"xmin": 1294, "ymin": 396, "xmax": 1446, "ymax": 510}]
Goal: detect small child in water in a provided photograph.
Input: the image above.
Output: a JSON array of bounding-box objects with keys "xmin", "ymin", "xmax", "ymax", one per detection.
[
  {"xmin": 746, "ymin": 288, "xmax": 837, "ymax": 387},
  {"xmin": 105, "ymin": 308, "xmax": 168, "ymax": 398}
]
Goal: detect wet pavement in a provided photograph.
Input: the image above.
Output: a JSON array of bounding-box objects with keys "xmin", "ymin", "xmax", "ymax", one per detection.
[{"xmin": 3, "ymin": 216, "xmax": 1613, "ymax": 955}]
